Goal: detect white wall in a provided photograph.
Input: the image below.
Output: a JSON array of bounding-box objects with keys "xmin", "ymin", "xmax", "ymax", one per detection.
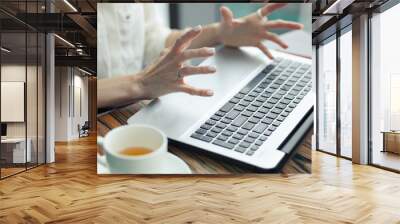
[{"xmin": 55, "ymin": 67, "xmax": 89, "ymax": 141}]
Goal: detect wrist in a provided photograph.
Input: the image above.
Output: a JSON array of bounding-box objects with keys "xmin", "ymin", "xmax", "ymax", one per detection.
[
  {"xmin": 211, "ymin": 22, "xmax": 223, "ymax": 45},
  {"xmin": 132, "ymin": 71, "xmax": 152, "ymax": 100}
]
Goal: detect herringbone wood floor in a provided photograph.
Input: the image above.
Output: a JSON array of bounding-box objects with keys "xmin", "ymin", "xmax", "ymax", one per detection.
[{"xmin": 0, "ymin": 135, "xmax": 399, "ymax": 224}]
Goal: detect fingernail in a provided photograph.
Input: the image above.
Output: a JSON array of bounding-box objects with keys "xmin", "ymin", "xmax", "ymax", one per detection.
[
  {"xmin": 206, "ymin": 48, "xmax": 215, "ymax": 54},
  {"xmin": 208, "ymin": 66, "xmax": 216, "ymax": 72},
  {"xmin": 193, "ymin": 25, "xmax": 202, "ymax": 31},
  {"xmin": 206, "ymin": 90, "xmax": 214, "ymax": 96}
]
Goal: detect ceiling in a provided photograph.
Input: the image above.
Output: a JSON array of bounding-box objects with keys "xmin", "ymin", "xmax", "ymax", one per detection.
[
  {"xmin": 0, "ymin": 0, "xmax": 97, "ymax": 74},
  {"xmin": 1, "ymin": 0, "xmax": 396, "ymax": 73}
]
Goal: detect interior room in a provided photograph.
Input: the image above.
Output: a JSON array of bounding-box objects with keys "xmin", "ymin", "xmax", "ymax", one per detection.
[
  {"xmin": 370, "ymin": 3, "xmax": 400, "ymax": 171},
  {"xmin": 0, "ymin": 0, "xmax": 97, "ymax": 179},
  {"xmin": 313, "ymin": 0, "xmax": 400, "ymax": 172},
  {"xmin": 0, "ymin": 1, "xmax": 399, "ymax": 223}
]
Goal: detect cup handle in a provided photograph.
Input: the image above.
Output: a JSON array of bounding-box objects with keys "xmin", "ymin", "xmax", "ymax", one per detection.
[{"xmin": 97, "ymin": 136, "xmax": 107, "ymax": 167}]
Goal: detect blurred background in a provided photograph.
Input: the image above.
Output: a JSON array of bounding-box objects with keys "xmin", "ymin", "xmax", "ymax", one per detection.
[{"xmin": 157, "ymin": 3, "xmax": 311, "ymax": 34}]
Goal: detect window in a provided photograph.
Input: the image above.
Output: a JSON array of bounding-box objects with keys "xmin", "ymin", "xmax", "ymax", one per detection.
[
  {"xmin": 339, "ymin": 28, "xmax": 352, "ymax": 158},
  {"xmin": 317, "ymin": 37, "xmax": 337, "ymax": 154},
  {"xmin": 0, "ymin": 1, "xmax": 47, "ymax": 179},
  {"xmin": 370, "ymin": 3, "xmax": 400, "ymax": 171}
]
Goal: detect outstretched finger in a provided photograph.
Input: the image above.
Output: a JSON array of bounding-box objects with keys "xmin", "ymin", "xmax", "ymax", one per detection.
[
  {"xmin": 263, "ymin": 32, "xmax": 288, "ymax": 49},
  {"xmin": 179, "ymin": 66, "xmax": 216, "ymax": 77},
  {"xmin": 264, "ymin": 20, "xmax": 304, "ymax": 30},
  {"xmin": 220, "ymin": 6, "xmax": 234, "ymax": 27},
  {"xmin": 259, "ymin": 3, "xmax": 287, "ymax": 17},
  {"xmin": 178, "ymin": 84, "xmax": 214, "ymax": 97},
  {"xmin": 171, "ymin": 25, "xmax": 202, "ymax": 54},
  {"xmin": 180, "ymin": 47, "xmax": 215, "ymax": 61},
  {"xmin": 256, "ymin": 43, "xmax": 274, "ymax": 59}
]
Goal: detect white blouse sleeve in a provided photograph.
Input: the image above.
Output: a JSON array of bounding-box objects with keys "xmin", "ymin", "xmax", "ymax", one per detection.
[{"xmin": 142, "ymin": 4, "xmax": 171, "ymax": 67}]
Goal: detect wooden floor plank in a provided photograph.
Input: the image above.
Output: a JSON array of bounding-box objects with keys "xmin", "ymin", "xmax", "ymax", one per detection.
[{"xmin": 0, "ymin": 135, "xmax": 399, "ymax": 223}]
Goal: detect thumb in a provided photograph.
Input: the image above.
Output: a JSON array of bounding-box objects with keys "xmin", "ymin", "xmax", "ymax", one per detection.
[{"xmin": 220, "ymin": 6, "xmax": 233, "ymax": 27}]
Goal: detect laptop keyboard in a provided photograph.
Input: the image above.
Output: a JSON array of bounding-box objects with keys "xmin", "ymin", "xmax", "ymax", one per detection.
[{"xmin": 190, "ymin": 58, "xmax": 311, "ymax": 156}]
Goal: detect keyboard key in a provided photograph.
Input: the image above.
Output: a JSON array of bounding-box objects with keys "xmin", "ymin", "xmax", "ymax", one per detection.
[
  {"xmin": 235, "ymin": 146, "xmax": 247, "ymax": 153},
  {"xmin": 239, "ymin": 101, "xmax": 250, "ymax": 107},
  {"xmin": 220, "ymin": 102, "xmax": 235, "ymax": 112},
  {"xmin": 256, "ymin": 96, "xmax": 267, "ymax": 102},
  {"xmin": 262, "ymin": 117, "xmax": 273, "ymax": 125},
  {"xmin": 216, "ymin": 123, "xmax": 227, "ymax": 129},
  {"xmin": 248, "ymin": 132, "xmax": 259, "ymax": 139},
  {"xmin": 195, "ymin": 128, "xmax": 207, "ymax": 135},
  {"xmin": 243, "ymin": 122, "xmax": 255, "ymax": 130},
  {"xmin": 232, "ymin": 115, "xmax": 247, "ymax": 127},
  {"xmin": 244, "ymin": 136, "xmax": 255, "ymax": 143},
  {"xmin": 277, "ymin": 116, "xmax": 285, "ymax": 122},
  {"xmin": 276, "ymin": 103, "xmax": 286, "ymax": 110},
  {"xmin": 255, "ymin": 140, "xmax": 263, "ymax": 146},
  {"xmin": 244, "ymin": 96, "xmax": 255, "ymax": 102},
  {"xmin": 233, "ymin": 133, "xmax": 245, "ymax": 140},
  {"xmin": 213, "ymin": 140, "xmax": 234, "ymax": 149},
  {"xmin": 206, "ymin": 131, "xmax": 218, "ymax": 138},
  {"xmin": 271, "ymin": 108, "xmax": 282, "ymax": 114},
  {"xmin": 200, "ymin": 124, "xmax": 212, "ymax": 130},
  {"xmin": 252, "ymin": 101, "xmax": 262, "ymax": 107},
  {"xmin": 211, "ymin": 115, "xmax": 221, "ymax": 121},
  {"xmin": 251, "ymin": 145, "xmax": 260, "ymax": 151},
  {"xmin": 217, "ymin": 135, "xmax": 228, "ymax": 141},
  {"xmin": 263, "ymin": 103, "xmax": 274, "ymax": 109},
  {"xmin": 191, "ymin": 133, "xmax": 212, "ymax": 143},
  {"xmin": 253, "ymin": 112, "xmax": 264, "ymax": 119},
  {"xmin": 238, "ymin": 129, "xmax": 248, "ymax": 135},
  {"xmin": 228, "ymin": 138, "xmax": 239, "ymax": 145},
  {"xmin": 234, "ymin": 105, "xmax": 245, "ymax": 111},
  {"xmin": 264, "ymin": 130, "xmax": 272, "ymax": 136},
  {"xmin": 254, "ymin": 123, "xmax": 268, "ymax": 134},
  {"xmin": 272, "ymin": 121, "xmax": 281, "ymax": 127},
  {"xmin": 226, "ymin": 110, "xmax": 240, "ymax": 120},
  {"xmin": 248, "ymin": 117, "xmax": 260, "ymax": 124},
  {"xmin": 242, "ymin": 110, "xmax": 253, "ymax": 117},
  {"xmin": 246, "ymin": 150, "xmax": 255, "ymax": 156},
  {"xmin": 247, "ymin": 106, "xmax": 258, "ymax": 112},
  {"xmin": 234, "ymin": 93, "xmax": 245, "ymax": 99},
  {"xmin": 268, "ymin": 98, "xmax": 278, "ymax": 104},
  {"xmin": 211, "ymin": 127, "xmax": 222, "ymax": 133},
  {"xmin": 258, "ymin": 108, "xmax": 269, "ymax": 114},
  {"xmin": 266, "ymin": 113, "xmax": 277, "ymax": 119},
  {"xmin": 221, "ymin": 118, "xmax": 232, "ymax": 124},
  {"xmin": 205, "ymin": 119, "xmax": 216, "ymax": 126},
  {"xmin": 227, "ymin": 126, "xmax": 238, "ymax": 132},
  {"xmin": 249, "ymin": 92, "xmax": 258, "ymax": 97},
  {"xmin": 215, "ymin": 111, "xmax": 225, "ymax": 117},
  {"xmin": 239, "ymin": 142, "xmax": 251, "ymax": 148},
  {"xmin": 229, "ymin": 98, "xmax": 240, "ymax": 104},
  {"xmin": 239, "ymin": 88, "xmax": 251, "ymax": 94},
  {"xmin": 222, "ymin": 130, "xmax": 233, "ymax": 136},
  {"xmin": 281, "ymin": 111, "xmax": 289, "ymax": 117}
]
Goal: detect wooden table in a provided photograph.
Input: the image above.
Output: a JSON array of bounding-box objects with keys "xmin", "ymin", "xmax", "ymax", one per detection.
[{"xmin": 97, "ymin": 103, "xmax": 312, "ymax": 174}]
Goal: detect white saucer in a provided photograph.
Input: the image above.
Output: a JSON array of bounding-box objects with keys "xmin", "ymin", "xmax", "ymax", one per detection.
[{"xmin": 97, "ymin": 152, "xmax": 192, "ymax": 174}]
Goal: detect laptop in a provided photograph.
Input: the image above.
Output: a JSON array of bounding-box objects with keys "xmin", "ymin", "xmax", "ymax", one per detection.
[{"xmin": 127, "ymin": 46, "xmax": 313, "ymax": 170}]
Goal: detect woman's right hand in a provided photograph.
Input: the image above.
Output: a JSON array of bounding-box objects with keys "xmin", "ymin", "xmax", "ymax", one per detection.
[{"xmin": 137, "ymin": 25, "xmax": 216, "ymax": 99}]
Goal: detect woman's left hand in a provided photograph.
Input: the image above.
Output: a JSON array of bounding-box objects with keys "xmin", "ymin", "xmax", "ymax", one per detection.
[{"xmin": 217, "ymin": 3, "xmax": 303, "ymax": 59}]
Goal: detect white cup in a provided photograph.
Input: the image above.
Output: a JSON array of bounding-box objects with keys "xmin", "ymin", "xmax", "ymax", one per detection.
[{"xmin": 97, "ymin": 124, "xmax": 168, "ymax": 174}]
